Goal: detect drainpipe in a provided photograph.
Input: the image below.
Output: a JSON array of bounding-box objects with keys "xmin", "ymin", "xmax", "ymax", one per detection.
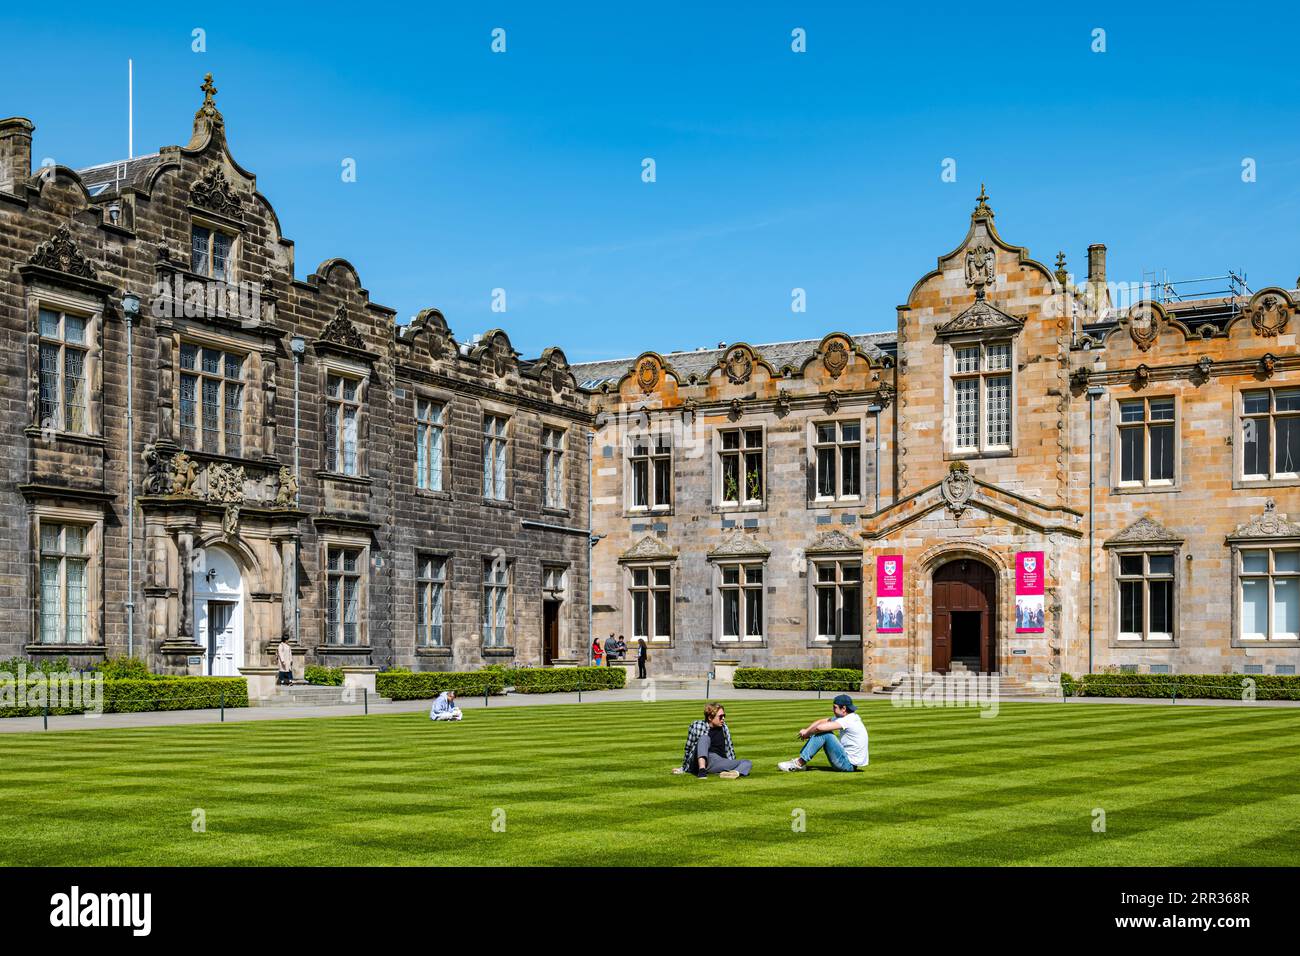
[
  {"xmin": 290, "ymin": 335, "xmax": 305, "ymax": 646},
  {"xmin": 121, "ymin": 292, "xmax": 141, "ymax": 657},
  {"xmin": 867, "ymin": 403, "xmax": 883, "ymax": 514},
  {"xmin": 1086, "ymin": 385, "xmax": 1105, "ymax": 675}
]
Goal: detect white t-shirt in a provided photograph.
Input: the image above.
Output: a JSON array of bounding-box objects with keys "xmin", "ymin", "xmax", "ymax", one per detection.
[{"xmin": 835, "ymin": 712, "xmax": 869, "ymax": 767}]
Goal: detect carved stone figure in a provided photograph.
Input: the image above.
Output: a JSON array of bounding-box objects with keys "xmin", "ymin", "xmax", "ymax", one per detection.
[
  {"xmin": 275, "ymin": 466, "xmax": 299, "ymax": 507},
  {"xmin": 170, "ymin": 451, "xmax": 197, "ymax": 496},
  {"xmin": 964, "ymin": 243, "xmax": 995, "ymax": 295},
  {"xmin": 142, "ymin": 443, "xmax": 173, "ymax": 496}
]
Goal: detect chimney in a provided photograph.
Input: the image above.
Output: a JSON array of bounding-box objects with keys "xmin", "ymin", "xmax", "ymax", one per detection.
[
  {"xmin": 0, "ymin": 117, "xmax": 34, "ymax": 193},
  {"xmin": 1087, "ymin": 243, "xmax": 1107, "ymax": 285}
]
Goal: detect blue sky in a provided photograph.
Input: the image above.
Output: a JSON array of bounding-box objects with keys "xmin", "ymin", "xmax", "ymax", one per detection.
[{"xmin": 4, "ymin": 2, "xmax": 1300, "ymax": 361}]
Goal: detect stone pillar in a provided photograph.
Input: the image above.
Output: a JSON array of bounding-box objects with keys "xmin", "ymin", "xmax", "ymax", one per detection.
[
  {"xmin": 177, "ymin": 527, "xmax": 195, "ymax": 639},
  {"xmin": 280, "ymin": 536, "xmax": 296, "ymax": 641},
  {"xmin": 0, "ymin": 117, "xmax": 34, "ymax": 193}
]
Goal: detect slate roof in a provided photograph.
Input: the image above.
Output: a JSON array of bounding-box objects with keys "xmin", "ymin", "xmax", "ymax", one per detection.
[
  {"xmin": 76, "ymin": 154, "xmax": 164, "ymax": 197},
  {"xmin": 571, "ymin": 331, "xmax": 897, "ymax": 390}
]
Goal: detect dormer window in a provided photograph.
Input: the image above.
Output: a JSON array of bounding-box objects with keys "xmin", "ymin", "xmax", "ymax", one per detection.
[
  {"xmin": 191, "ymin": 224, "xmax": 234, "ymax": 280},
  {"xmin": 951, "ymin": 341, "xmax": 1011, "ymax": 453}
]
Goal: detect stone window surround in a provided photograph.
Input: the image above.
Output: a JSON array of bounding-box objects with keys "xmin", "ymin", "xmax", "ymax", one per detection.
[
  {"xmin": 621, "ymin": 559, "xmax": 675, "ymax": 646},
  {"xmin": 480, "ymin": 554, "xmax": 514, "ymax": 653},
  {"xmin": 27, "ymin": 289, "xmax": 103, "ymax": 442},
  {"xmin": 807, "ymin": 414, "xmax": 868, "ymax": 507},
  {"xmin": 1108, "ymin": 545, "xmax": 1181, "ymax": 647},
  {"xmin": 623, "ymin": 423, "xmax": 674, "ymax": 518},
  {"xmin": 539, "ymin": 413, "xmax": 570, "ymax": 516},
  {"xmin": 318, "ymin": 532, "xmax": 370, "ymax": 652},
  {"xmin": 709, "ymin": 557, "xmax": 766, "ymax": 647},
  {"xmin": 188, "ymin": 212, "xmax": 241, "ymax": 284},
  {"xmin": 942, "ymin": 334, "xmax": 1017, "ymax": 460},
  {"xmin": 542, "ymin": 561, "xmax": 570, "ymax": 657},
  {"xmin": 1230, "ymin": 540, "xmax": 1300, "ymax": 647},
  {"xmin": 478, "ymin": 399, "xmax": 515, "ymax": 506},
  {"xmin": 27, "ymin": 502, "xmax": 105, "ymax": 654},
  {"xmin": 1110, "ymin": 393, "xmax": 1181, "ymax": 494},
  {"xmin": 1233, "ymin": 384, "xmax": 1300, "ymax": 490},
  {"xmin": 807, "ymin": 553, "xmax": 864, "ymax": 647},
  {"xmin": 712, "ymin": 422, "xmax": 767, "ymax": 513},
  {"xmin": 415, "ymin": 550, "xmax": 450, "ymax": 652},
  {"xmin": 412, "ymin": 386, "xmax": 454, "ymax": 498},
  {"xmin": 168, "ymin": 325, "xmax": 262, "ymax": 457},
  {"xmin": 319, "ymin": 355, "xmax": 370, "ymax": 479}
]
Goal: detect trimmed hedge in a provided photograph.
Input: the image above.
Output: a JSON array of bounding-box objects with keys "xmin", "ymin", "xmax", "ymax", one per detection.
[
  {"xmin": 1062, "ymin": 672, "xmax": 1300, "ymax": 701},
  {"xmin": 504, "ymin": 666, "xmax": 625, "ymax": 694},
  {"xmin": 305, "ymin": 665, "xmax": 344, "ymax": 686},
  {"xmin": 376, "ymin": 670, "xmax": 505, "ymax": 701},
  {"xmin": 733, "ymin": 668, "xmax": 863, "ymax": 692},
  {"xmin": 0, "ymin": 676, "xmax": 248, "ymax": 717}
]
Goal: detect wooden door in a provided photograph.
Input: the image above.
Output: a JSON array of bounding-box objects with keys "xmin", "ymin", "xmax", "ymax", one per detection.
[{"xmin": 932, "ymin": 560, "xmax": 996, "ymax": 674}]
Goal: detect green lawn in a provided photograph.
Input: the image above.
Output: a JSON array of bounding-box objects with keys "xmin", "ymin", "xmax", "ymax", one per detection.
[{"xmin": 1, "ymin": 698, "xmax": 1297, "ymax": 866}]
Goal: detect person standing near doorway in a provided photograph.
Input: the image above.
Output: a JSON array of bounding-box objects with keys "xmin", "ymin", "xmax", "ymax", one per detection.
[
  {"xmin": 637, "ymin": 638, "xmax": 648, "ymax": 679},
  {"xmin": 592, "ymin": 636, "xmax": 603, "ymax": 667},
  {"xmin": 276, "ymin": 636, "xmax": 293, "ymax": 686}
]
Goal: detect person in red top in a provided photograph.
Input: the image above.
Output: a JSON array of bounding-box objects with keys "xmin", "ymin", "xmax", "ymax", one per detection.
[{"xmin": 591, "ymin": 637, "xmax": 603, "ymax": 667}]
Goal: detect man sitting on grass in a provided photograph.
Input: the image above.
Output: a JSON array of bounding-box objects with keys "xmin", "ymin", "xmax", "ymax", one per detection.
[
  {"xmin": 429, "ymin": 689, "xmax": 463, "ymax": 722},
  {"xmin": 778, "ymin": 694, "xmax": 868, "ymax": 772},
  {"xmin": 673, "ymin": 702, "xmax": 752, "ymax": 779}
]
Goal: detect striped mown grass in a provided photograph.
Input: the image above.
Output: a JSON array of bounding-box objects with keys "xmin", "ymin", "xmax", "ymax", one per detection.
[{"xmin": 0, "ymin": 698, "xmax": 1297, "ymax": 866}]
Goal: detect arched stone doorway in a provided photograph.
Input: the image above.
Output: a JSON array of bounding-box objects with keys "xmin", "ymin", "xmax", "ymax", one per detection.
[
  {"xmin": 192, "ymin": 545, "xmax": 245, "ymax": 677},
  {"xmin": 932, "ymin": 557, "xmax": 997, "ymax": 674}
]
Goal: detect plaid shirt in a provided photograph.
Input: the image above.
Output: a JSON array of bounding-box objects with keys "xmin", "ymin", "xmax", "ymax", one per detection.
[{"xmin": 680, "ymin": 719, "xmax": 734, "ymax": 772}]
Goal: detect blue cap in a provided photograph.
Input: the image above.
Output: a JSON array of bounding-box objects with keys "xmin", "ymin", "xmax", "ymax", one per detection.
[{"xmin": 832, "ymin": 694, "xmax": 856, "ymax": 712}]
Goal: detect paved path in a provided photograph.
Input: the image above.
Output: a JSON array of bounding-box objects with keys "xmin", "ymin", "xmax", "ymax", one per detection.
[{"xmin": 1, "ymin": 686, "xmax": 1296, "ymax": 735}]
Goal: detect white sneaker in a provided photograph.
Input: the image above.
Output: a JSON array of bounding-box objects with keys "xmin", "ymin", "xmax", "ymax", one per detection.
[{"xmin": 778, "ymin": 760, "xmax": 807, "ymax": 772}]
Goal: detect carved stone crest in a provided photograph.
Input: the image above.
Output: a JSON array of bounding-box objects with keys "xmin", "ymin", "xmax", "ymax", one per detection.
[
  {"xmin": 823, "ymin": 340, "xmax": 849, "ymax": 378},
  {"xmin": 1230, "ymin": 499, "xmax": 1300, "ymax": 540},
  {"xmin": 636, "ymin": 357, "xmax": 660, "ymax": 393},
  {"xmin": 941, "ymin": 461, "xmax": 975, "ymax": 517},
  {"xmin": 1249, "ymin": 294, "xmax": 1290, "ymax": 337},
  {"xmin": 207, "ymin": 462, "xmax": 246, "ymax": 504},
  {"xmin": 321, "ymin": 305, "xmax": 367, "ymax": 350},
  {"xmin": 28, "ymin": 226, "xmax": 99, "ymax": 279},
  {"xmin": 724, "ymin": 347, "xmax": 753, "ymax": 385},
  {"xmin": 190, "ymin": 165, "xmax": 244, "ymax": 219},
  {"xmin": 1128, "ymin": 305, "xmax": 1161, "ymax": 352},
  {"xmin": 964, "ymin": 244, "xmax": 995, "ymax": 296}
]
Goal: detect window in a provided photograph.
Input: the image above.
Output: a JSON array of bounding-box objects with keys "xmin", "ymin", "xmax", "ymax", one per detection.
[
  {"xmin": 1240, "ymin": 547, "xmax": 1299, "ymax": 641},
  {"xmin": 718, "ymin": 427, "xmax": 764, "ymax": 506},
  {"xmin": 38, "ymin": 308, "xmax": 89, "ymax": 434},
  {"xmin": 482, "ymin": 415, "xmax": 508, "ymax": 500},
  {"xmin": 417, "ymin": 555, "xmax": 446, "ymax": 646},
  {"xmin": 1242, "ymin": 388, "xmax": 1300, "ymax": 481},
  {"xmin": 1116, "ymin": 552, "xmax": 1175, "ymax": 641},
  {"xmin": 326, "ymin": 374, "xmax": 361, "ymax": 475},
  {"xmin": 544, "ymin": 566, "xmax": 567, "ymax": 593},
  {"xmin": 951, "ymin": 342, "xmax": 1012, "ymax": 452},
  {"xmin": 325, "ymin": 547, "xmax": 362, "ymax": 645},
  {"xmin": 813, "ymin": 560, "xmax": 862, "ymax": 640},
  {"xmin": 483, "ymin": 559, "xmax": 509, "ymax": 646},
  {"xmin": 542, "ymin": 427, "xmax": 565, "ymax": 509},
  {"xmin": 1118, "ymin": 397, "xmax": 1175, "ymax": 487},
  {"xmin": 39, "ymin": 523, "xmax": 89, "ymax": 644},
  {"xmin": 179, "ymin": 344, "xmax": 243, "ymax": 455},
  {"xmin": 718, "ymin": 562, "xmax": 764, "ymax": 641},
  {"xmin": 190, "ymin": 224, "xmax": 234, "ymax": 280},
  {"xmin": 630, "ymin": 565, "xmax": 672, "ymax": 641},
  {"xmin": 814, "ymin": 420, "xmax": 862, "ymax": 500},
  {"xmin": 415, "ymin": 398, "xmax": 444, "ymax": 491},
  {"xmin": 629, "ymin": 434, "xmax": 672, "ymax": 510}
]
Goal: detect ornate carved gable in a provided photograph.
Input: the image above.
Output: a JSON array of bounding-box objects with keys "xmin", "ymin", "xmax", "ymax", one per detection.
[
  {"xmin": 707, "ymin": 530, "xmax": 772, "ymax": 559},
  {"xmin": 190, "ymin": 165, "xmax": 244, "ymax": 220},
  {"xmin": 805, "ymin": 529, "xmax": 862, "ymax": 554},
  {"xmin": 1228, "ymin": 499, "xmax": 1300, "ymax": 541},
  {"xmin": 28, "ymin": 226, "xmax": 98, "ymax": 279},
  {"xmin": 1105, "ymin": 515, "xmax": 1183, "ymax": 547},
  {"xmin": 1246, "ymin": 289, "xmax": 1293, "ymax": 338},
  {"xmin": 620, "ymin": 535, "xmax": 678, "ymax": 562},
  {"xmin": 720, "ymin": 345, "xmax": 755, "ymax": 385},
  {"xmin": 935, "ymin": 296, "xmax": 1024, "ymax": 338},
  {"xmin": 321, "ymin": 305, "xmax": 367, "ymax": 350},
  {"xmin": 821, "ymin": 337, "xmax": 851, "ymax": 378},
  {"xmin": 940, "ymin": 460, "xmax": 976, "ymax": 516}
]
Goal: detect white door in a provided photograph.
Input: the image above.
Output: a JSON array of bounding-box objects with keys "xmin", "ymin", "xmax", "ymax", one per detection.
[{"xmin": 201, "ymin": 600, "xmax": 241, "ymax": 676}]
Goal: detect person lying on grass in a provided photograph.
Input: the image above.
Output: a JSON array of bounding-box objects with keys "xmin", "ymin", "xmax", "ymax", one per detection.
[
  {"xmin": 777, "ymin": 694, "xmax": 869, "ymax": 773},
  {"xmin": 429, "ymin": 689, "xmax": 463, "ymax": 721},
  {"xmin": 673, "ymin": 701, "xmax": 752, "ymax": 779}
]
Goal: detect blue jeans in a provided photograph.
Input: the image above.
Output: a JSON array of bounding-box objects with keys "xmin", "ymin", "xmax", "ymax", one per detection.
[{"xmin": 800, "ymin": 732, "xmax": 857, "ymax": 772}]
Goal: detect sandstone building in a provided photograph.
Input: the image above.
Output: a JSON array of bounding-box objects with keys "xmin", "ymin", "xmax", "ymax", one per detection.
[
  {"xmin": 575, "ymin": 187, "xmax": 1300, "ymax": 689},
  {"xmin": 0, "ymin": 77, "xmax": 591, "ymax": 679}
]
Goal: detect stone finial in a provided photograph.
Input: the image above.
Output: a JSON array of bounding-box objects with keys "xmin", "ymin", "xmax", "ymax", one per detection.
[
  {"xmin": 1054, "ymin": 251, "xmax": 1068, "ymax": 287},
  {"xmin": 188, "ymin": 72, "xmax": 226, "ymax": 149},
  {"xmin": 972, "ymin": 183, "xmax": 994, "ymax": 221},
  {"xmin": 200, "ymin": 73, "xmax": 218, "ymax": 111}
]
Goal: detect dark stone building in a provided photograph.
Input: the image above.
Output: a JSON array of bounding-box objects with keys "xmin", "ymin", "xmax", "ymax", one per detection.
[{"xmin": 0, "ymin": 76, "xmax": 591, "ymax": 683}]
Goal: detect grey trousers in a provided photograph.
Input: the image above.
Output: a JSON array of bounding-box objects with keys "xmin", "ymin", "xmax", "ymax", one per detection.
[{"xmin": 695, "ymin": 737, "xmax": 753, "ymax": 776}]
